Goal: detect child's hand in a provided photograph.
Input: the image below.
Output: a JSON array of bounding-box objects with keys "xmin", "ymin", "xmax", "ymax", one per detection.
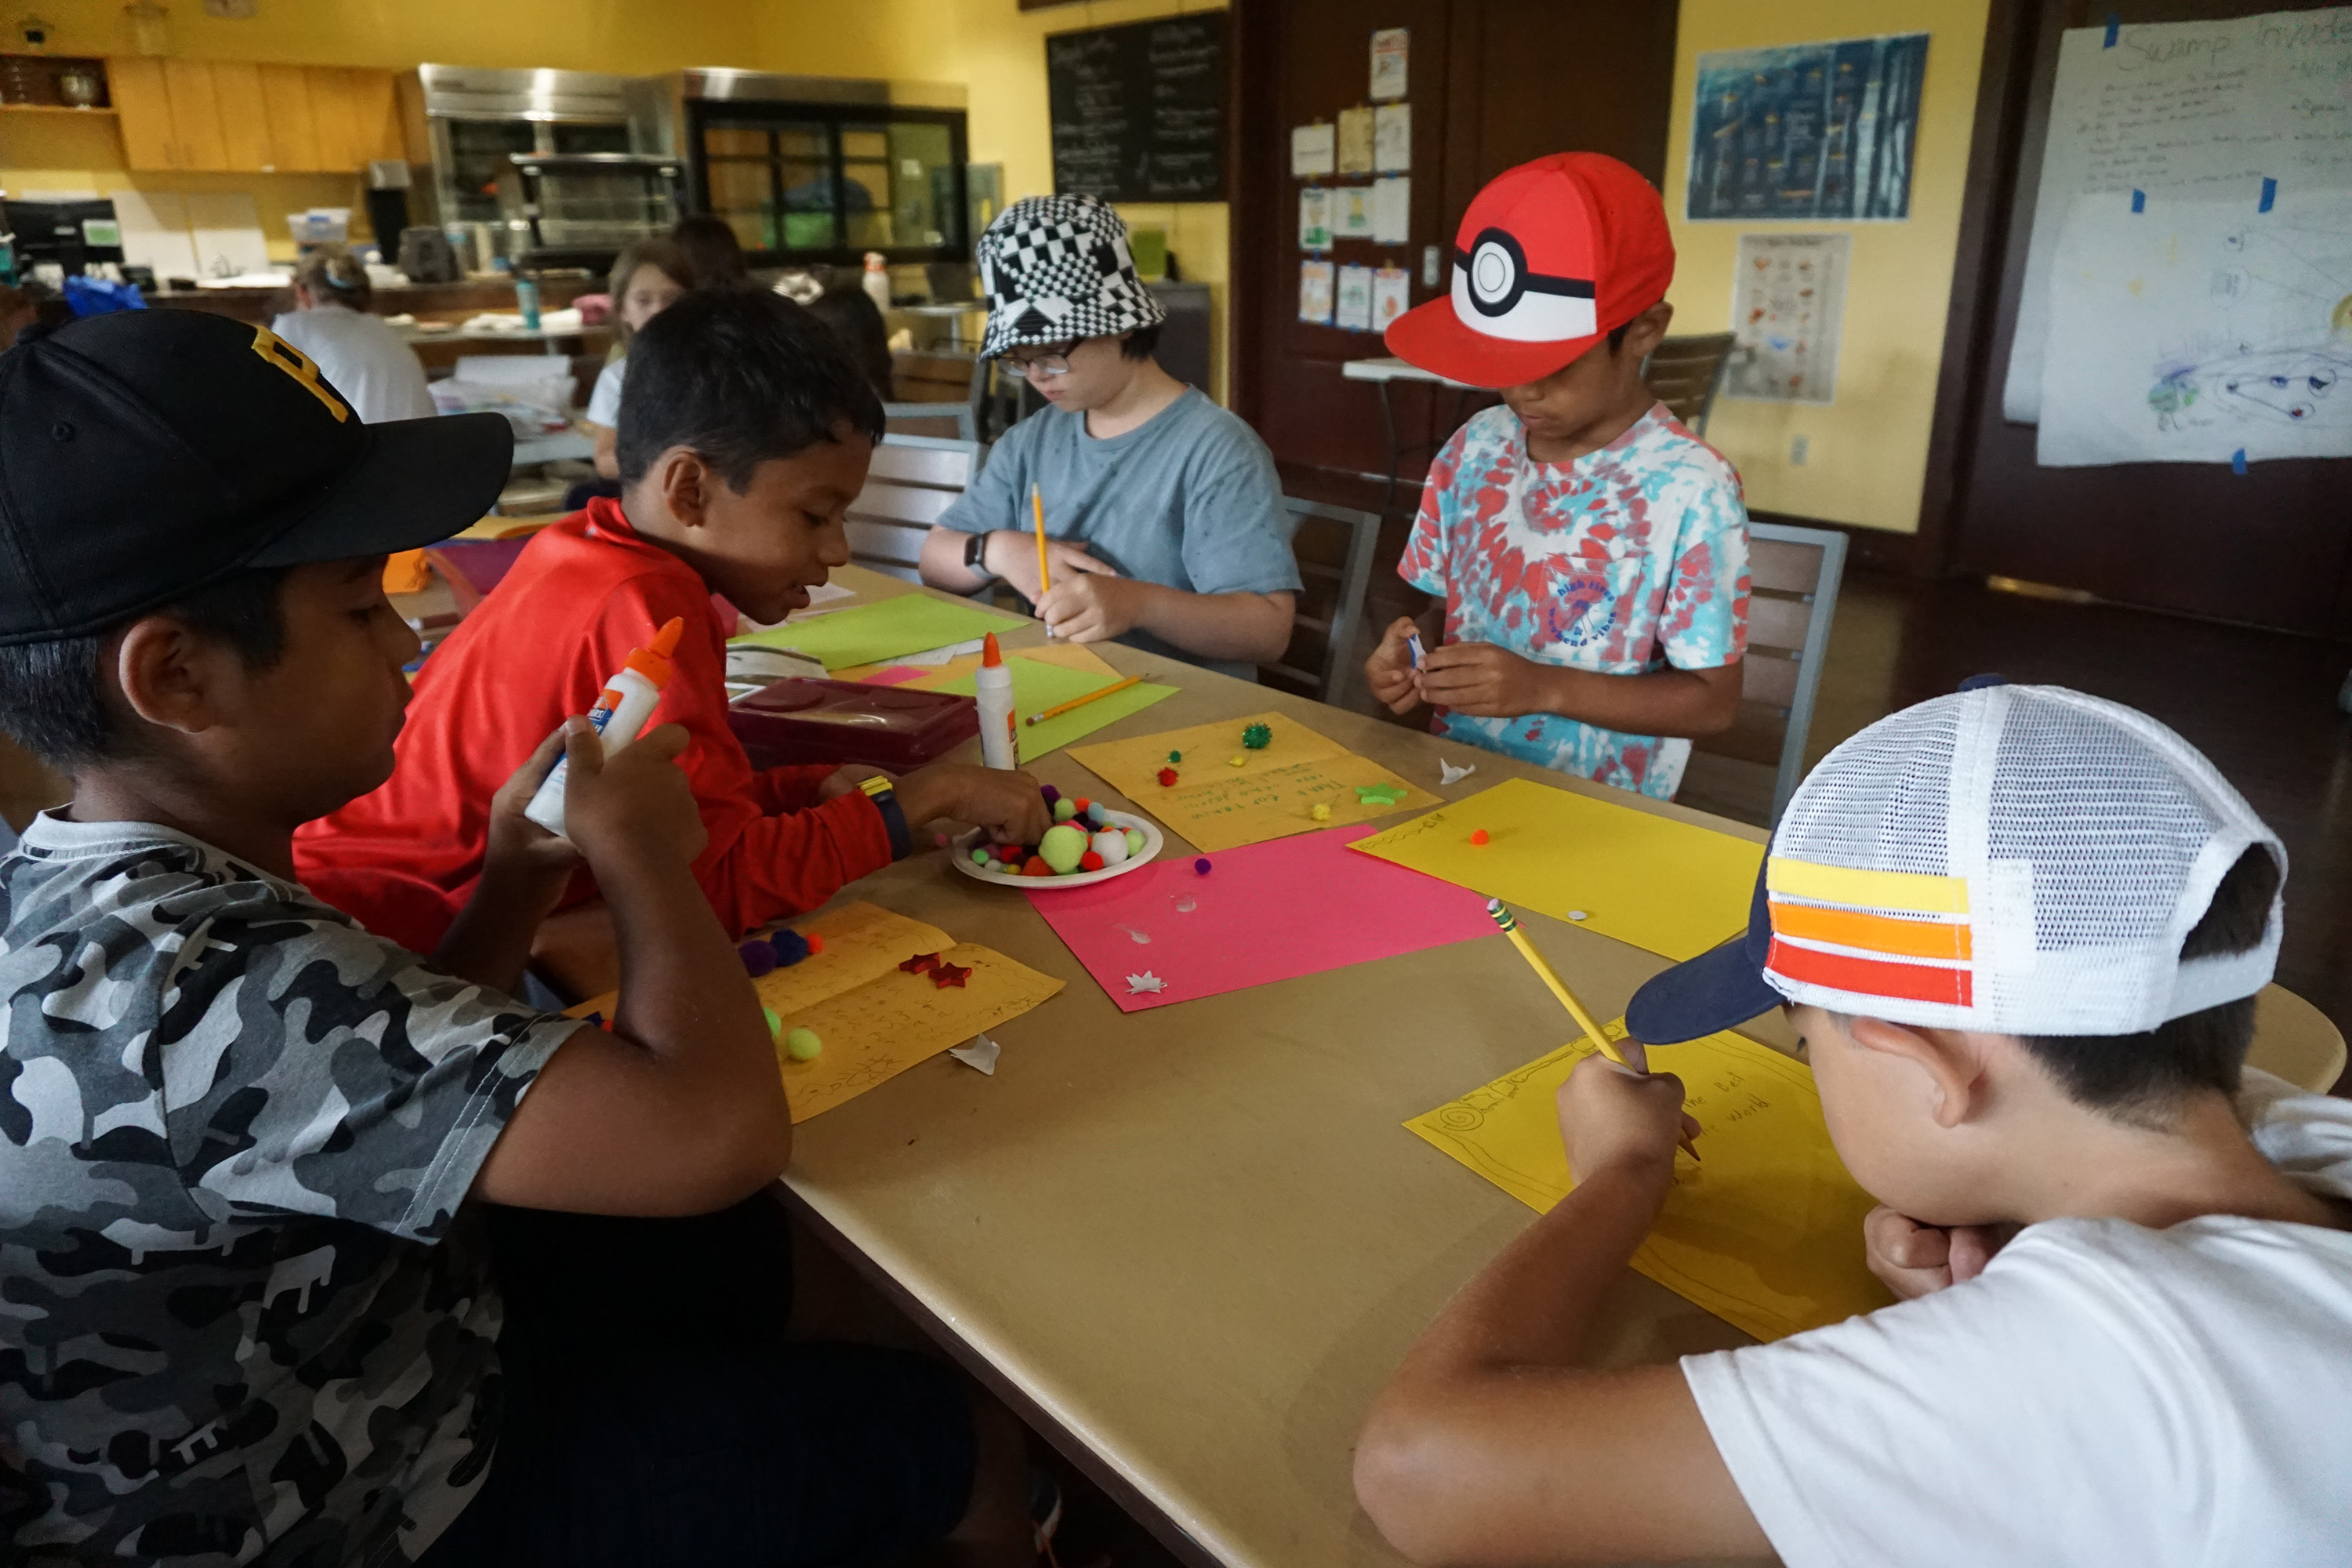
[
  {"xmin": 1366, "ymin": 617, "xmax": 1425, "ymax": 714},
  {"xmin": 482, "ymin": 725, "xmax": 586, "ymax": 883},
  {"xmin": 1420, "ymin": 641, "xmax": 1559, "ymax": 717},
  {"xmin": 989, "ymin": 532, "xmax": 1117, "ymax": 606},
  {"xmin": 895, "ymin": 763, "xmax": 1054, "ymax": 845},
  {"xmin": 1862, "ymin": 1208, "xmax": 2017, "ymax": 1301},
  {"xmin": 561, "ymin": 720, "xmax": 709, "ymax": 873},
  {"xmin": 1037, "ymin": 572, "xmax": 1150, "ymax": 643},
  {"xmin": 1555, "ymin": 1053, "xmax": 1700, "ymax": 1188}
]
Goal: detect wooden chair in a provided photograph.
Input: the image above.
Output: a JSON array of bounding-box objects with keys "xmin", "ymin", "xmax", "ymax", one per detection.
[
  {"xmin": 1258, "ymin": 497, "xmax": 1381, "ymax": 707},
  {"xmin": 1643, "ymin": 332, "xmax": 1738, "ymax": 435},
  {"xmin": 1686, "ymin": 521, "xmax": 1847, "ymax": 826},
  {"xmin": 844, "ymin": 435, "xmax": 983, "ymax": 583},
  {"xmin": 883, "ymin": 400, "xmax": 978, "ymax": 442}
]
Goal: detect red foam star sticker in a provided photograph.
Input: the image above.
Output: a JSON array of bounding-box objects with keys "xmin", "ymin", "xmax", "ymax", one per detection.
[
  {"xmin": 899, "ymin": 951, "xmax": 942, "ymax": 975},
  {"xmin": 930, "ymin": 962, "xmax": 973, "ymax": 989}
]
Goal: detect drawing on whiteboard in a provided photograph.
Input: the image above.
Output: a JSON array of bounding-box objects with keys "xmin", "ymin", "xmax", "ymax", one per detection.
[{"xmin": 2038, "ymin": 191, "xmax": 2352, "ymax": 467}]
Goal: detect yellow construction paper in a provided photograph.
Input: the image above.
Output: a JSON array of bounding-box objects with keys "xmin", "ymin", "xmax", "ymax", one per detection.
[
  {"xmin": 568, "ymin": 902, "xmax": 1063, "ymax": 1123},
  {"xmin": 1408, "ymin": 1019, "xmax": 1892, "ymax": 1341},
  {"xmin": 732, "ymin": 593, "xmax": 1022, "ymax": 670},
  {"xmin": 1348, "ymin": 776, "xmax": 1763, "ymax": 961},
  {"xmin": 1070, "ymin": 712, "xmax": 1441, "ymax": 852},
  {"xmin": 917, "ymin": 654, "xmax": 1178, "ymax": 762},
  {"xmin": 836, "ymin": 640, "xmax": 1118, "ymax": 688}
]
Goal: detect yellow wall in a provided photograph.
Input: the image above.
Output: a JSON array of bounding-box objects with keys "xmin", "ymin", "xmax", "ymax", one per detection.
[{"xmin": 1661, "ymin": 0, "xmax": 1988, "ymax": 534}]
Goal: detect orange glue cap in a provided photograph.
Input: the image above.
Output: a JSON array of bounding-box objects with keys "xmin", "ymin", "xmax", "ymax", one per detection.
[
  {"xmin": 982, "ymin": 631, "xmax": 1004, "ymax": 666},
  {"xmin": 625, "ymin": 617, "xmax": 685, "ymax": 688}
]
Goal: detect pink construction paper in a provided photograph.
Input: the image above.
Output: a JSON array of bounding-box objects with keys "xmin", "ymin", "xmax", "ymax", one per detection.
[{"xmin": 1026, "ymin": 825, "xmax": 1497, "ymax": 1011}]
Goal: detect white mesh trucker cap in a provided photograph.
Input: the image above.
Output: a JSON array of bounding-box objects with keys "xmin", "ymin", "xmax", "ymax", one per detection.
[{"xmin": 1628, "ymin": 684, "xmax": 2285, "ymax": 1042}]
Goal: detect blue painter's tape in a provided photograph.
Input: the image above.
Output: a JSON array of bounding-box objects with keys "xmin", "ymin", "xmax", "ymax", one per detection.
[
  {"xmin": 2231, "ymin": 448, "xmax": 2248, "ymax": 475},
  {"xmin": 2131, "ymin": 189, "xmax": 2145, "ymax": 213},
  {"xmin": 2104, "ymin": 14, "xmax": 2119, "ymax": 45},
  {"xmin": 2259, "ymin": 177, "xmax": 2277, "ymax": 212}
]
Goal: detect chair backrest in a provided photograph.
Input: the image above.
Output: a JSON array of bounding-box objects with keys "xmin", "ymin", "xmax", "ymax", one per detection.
[
  {"xmin": 884, "ymin": 400, "xmax": 978, "ymax": 443},
  {"xmin": 1703, "ymin": 521, "xmax": 1847, "ymax": 824},
  {"xmin": 1643, "ymin": 332, "xmax": 1738, "ymax": 434},
  {"xmin": 844, "ymin": 434, "xmax": 982, "ymax": 582},
  {"xmin": 1259, "ymin": 496, "xmax": 1382, "ymax": 706}
]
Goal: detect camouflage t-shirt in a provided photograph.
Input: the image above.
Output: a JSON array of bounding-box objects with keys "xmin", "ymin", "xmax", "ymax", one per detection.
[{"xmin": 0, "ymin": 813, "xmax": 583, "ymax": 1564}]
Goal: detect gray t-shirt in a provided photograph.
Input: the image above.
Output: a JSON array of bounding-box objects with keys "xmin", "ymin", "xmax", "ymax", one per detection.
[
  {"xmin": 0, "ymin": 812, "xmax": 581, "ymax": 1563},
  {"xmin": 939, "ymin": 389, "xmax": 1300, "ymax": 679}
]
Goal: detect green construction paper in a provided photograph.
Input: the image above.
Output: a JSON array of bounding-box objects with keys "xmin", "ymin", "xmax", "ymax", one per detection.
[
  {"xmin": 733, "ymin": 594, "xmax": 1023, "ymax": 672},
  {"xmin": 924, "ymin": 655, "xmax": 1178, "ymax": 763}
]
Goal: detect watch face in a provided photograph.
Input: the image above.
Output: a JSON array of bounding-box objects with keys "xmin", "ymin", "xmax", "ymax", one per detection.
[{"xmin": 966, "ymin": 532, "xmax": 989, "ymax": 569}]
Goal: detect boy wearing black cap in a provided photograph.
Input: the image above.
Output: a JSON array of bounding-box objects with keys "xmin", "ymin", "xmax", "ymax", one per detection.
[
  {"xmin": 0, "ymin": 314, "xmax": 1019, "ymax": 1564},
  {"xmin": 1363, "ymin": 154, "xmax": 1748, "ymax": 801},
  {"xmin": 1353, "ymin": 685, "xmax": 2352, "ymax": 1565}
]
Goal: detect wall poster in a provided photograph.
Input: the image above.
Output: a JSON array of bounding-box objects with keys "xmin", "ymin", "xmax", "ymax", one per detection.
[{"xmin": 1686, "ymin": 33, "xmax": 1929, "ymax": 222}]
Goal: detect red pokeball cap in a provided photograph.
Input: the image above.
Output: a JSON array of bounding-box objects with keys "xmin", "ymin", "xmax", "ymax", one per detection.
[{"xmin": 1385, "ymin": 152, "xmax": 1675, "ymax": 390}]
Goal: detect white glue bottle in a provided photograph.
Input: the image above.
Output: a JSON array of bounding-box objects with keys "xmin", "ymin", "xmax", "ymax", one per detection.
[
  {"xmin": 524, "ymin": 616, "xmax": 684, "ymax": 838},
  {"xmin": 975, "ymin": 631, "xmax": 1018, "ymax": 771}
]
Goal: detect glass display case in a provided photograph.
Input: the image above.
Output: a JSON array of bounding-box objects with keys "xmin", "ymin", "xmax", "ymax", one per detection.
[
  {"xmin": 686, "ymin": 100, "xmax": 969, "ymax": 268},
  {"xmin": 504, "ymin": 152, "xmax": 684, "ymax": 269}
]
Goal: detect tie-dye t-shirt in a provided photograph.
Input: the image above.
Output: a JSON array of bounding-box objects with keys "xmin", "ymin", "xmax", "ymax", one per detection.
[{"xmin": 1399, "ymin": 403, "xmax": 1749, "ymax": 800}]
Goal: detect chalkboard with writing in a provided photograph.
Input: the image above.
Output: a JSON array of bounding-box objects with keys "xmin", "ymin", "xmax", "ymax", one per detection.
[{"xmin": 1047, "ymin": 14, "xmax": 1227, "ymax": 202}]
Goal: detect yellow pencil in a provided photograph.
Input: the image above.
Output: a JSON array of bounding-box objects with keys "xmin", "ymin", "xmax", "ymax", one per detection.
[
  {"xmin": 1025, "ymin": 673, "xmax": 1145, "ymax": 726},
  {"xmin": 1031, "ymin": 484, "xmax": 1051, "ymax": 601},
  {"xmin": 1486, "ymin": 898, "xmax": 1699, "ymax": 1160}
]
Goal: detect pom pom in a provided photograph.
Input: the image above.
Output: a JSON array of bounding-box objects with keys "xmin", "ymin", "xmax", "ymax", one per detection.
[
  {"xmin": 805, "ymin": 934, "xmax": 825, "ymax": 954},
  {"xmin": 784, "ymin": 1026, "xmax": 822, "ymax": 1062},
  {"xmin": 1022, "ymin": 856, "xmax": 1054, "ymax": 877},
  {"xmin": 1166, "ymin": 750, "xmax": 1182, "ymax": 764},
  {"xmin": 1156, "ymin": 766, "xmax": 1179, "ymax": 787},
  {"xmin": 739, "ymin": 938, "xmax": 777, "ymax": 977},
  {"xmin": 1040, "ymin": 784, "xmax": 1062, "ymax": 804},
  {"xmin": 971, "ymin": 847, "xmax": 992, "ymax": 866},
  {"xmin": 1079, "ymin": 851, "xmax": 1105, "ymax": 872},
  {"xmin": 1091, "ymin": 827, "xmax": 1129, "ymax": 866},
  {"xmin": 1469, "ymin": 828, "xmax": 1490, "ymax": 846},
  {"xmin": 1040, "ymin": 822, "xmax": 1089, "ymax": 873},
  {"xmin": 1053, "ymin": 798, "xmax": 1078, "ymax": 822},
  {"xmin": 1242, "ymin": 722, "xmax": 1272, "ymax": 750},
  {"xmin": 1125, "ymin": 827, "xmax": 1146, "ymax": 855},
  {"xmin": 1229, "ymin": 754, "xmax": 1246, "ymax": 768},
  {"xmin": 1073, "ymin": 797, "xmax": 1091, "ymax": 812},
  {"xmin": 770, "ymin": 930, "xmax": 812, "ymax": 967},
  {"xmin": 762, "ymin": 1006, "xmax": 783, "ymax": 1037},
  {"xmin": 1194, "ymin": 857, "xmax": 1212, "ymax": 875},
  {"xmin": 1310, "ymin": 803, "xmax": 1331, "ymax": 822}
]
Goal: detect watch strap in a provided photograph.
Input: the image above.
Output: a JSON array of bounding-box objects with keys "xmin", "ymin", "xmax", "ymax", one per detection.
[
  {"xmin": 859, "ymin": 775, "xmax": 913, "ymax": 861},
  {"xmin": 963, "ymin": 530, "xmax": 994, "ymax": 578}
]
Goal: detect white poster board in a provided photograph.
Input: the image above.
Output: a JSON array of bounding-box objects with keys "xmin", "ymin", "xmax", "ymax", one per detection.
[
  {"xmin": 1726, "ymin": 233, "xmax": 1850, "ymax": 404},
  {"xmin": 2036, "ymin": 189, "xmax": 2352, "ymax": 466},
  {"xmin": 2002, "ymin": 8, "xmax": 2352, "ymax": 424}
]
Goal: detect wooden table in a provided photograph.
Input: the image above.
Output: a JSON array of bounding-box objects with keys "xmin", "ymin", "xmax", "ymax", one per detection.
[{"xmin": 531, "ymin": 569, "xmax": 2342, "ymax": 1568}]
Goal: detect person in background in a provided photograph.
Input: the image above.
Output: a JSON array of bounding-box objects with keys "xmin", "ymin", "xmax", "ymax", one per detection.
[
  {"xmin": 808, "ymin": 284, "xmax": 896, "ymax": 404},
  {"xmin": 673, "ymin": 213, "xmax": 750, "ymax": 289},
  {"xmin": 270, "ymin": 245, "xmax": 434, "ymax": 423},
  {"xmin": 581, "ymin": 238, "xmax": 694, "ymax": 481},
  {"xmin": 918, "ymin": 194, "xmax": 1298, "ymax": 680},
  {"xmin": 1363, "ymin": 154, "xmax": 1748, "ymax": 803},
  {"xmin": 0, "ymin": 283, "xmax": 37, "ymax": 347}
]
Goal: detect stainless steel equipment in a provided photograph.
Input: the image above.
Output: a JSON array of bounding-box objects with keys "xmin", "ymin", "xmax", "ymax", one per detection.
[
  {"xmin": 504, "ymin": 152, "xmax": 683, "ymax": 270},
  {"xmin": 404, "ymin": 65, "xmax": 648, "ymax": 263}
]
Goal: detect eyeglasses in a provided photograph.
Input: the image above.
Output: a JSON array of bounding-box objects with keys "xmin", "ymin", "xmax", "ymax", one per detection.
[{"xmin": 999, "ymin": 347, "xmax": 1075, "ymax": 380}]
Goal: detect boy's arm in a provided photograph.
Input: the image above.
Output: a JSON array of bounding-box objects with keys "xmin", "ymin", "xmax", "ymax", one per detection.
[
  {"xmin": 1417, "ymin": 653, "xmax": 1744, "ymax": 739},
  {"xmin": 1355, "ymin": 1056, "xmax": 1769, "ymax": 1566},
  {"xmin": 430, "ymin": 726, "xmax": 586, "ymax": 995},
  {"xmin": 471, "ymin": 720, "xmax": 790, "ymax": 1217},
  {"xmin": 1037, "ymin": 576, "xmax": 1296, "ymax": 664}
]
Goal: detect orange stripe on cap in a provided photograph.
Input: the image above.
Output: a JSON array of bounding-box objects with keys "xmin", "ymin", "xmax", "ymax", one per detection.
[
  {"xmin": 1769, "ymin": 900, "xmax": 1973, "ymax": 961},
  {"xmin": 1769, "ymin": 938, "xmax": 1973, "ymax": 1007}
]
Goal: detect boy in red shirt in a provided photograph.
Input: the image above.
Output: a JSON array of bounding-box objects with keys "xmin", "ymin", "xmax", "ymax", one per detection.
[{"xmin": 298, "ymin": 289, "xmax": 1048, "ymax": 952}]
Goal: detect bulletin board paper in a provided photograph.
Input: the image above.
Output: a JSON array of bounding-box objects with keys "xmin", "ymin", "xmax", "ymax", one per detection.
[
  {"xmin": 1726, "ymin": 232, "xmax": 1851, "ymax": 405},
  {"xmin": 2036, "ymin": 189, "xmax": 2352, "ymax": 467},
  {"xmin": 1335, "ymin": 265, "xmax": 1375, "ymax": 331},
  {"xmin": 1334, "ymin": 186, "xmax": 1374, "ymax": 241},
  {"xmin": 2002, "ymin": 9, "xmax": 2352, "ymax": 424},
  {"xmin": 1290, "ymin": 122, "xmax": 1336, "ymax": 178},
  {"xmin": 1372, "ymin": 267, "xmax": 1413, "ymax": 331},
  {"xmin": 1370, "ymin": 27, "xmax": 1409, "ymax": 100},
  {"xmin": 1373, "ymin": 103, "xmax": 1412, "ymax": 172},
  {"xmin": 1371, "ymin": 176, "xmax": 1411, "ymax": 244},
  {"xmin": 1299, "ymin": 188, "xmax": 1334, "ymax": 252},
  {"xmin": 1299, "ymin": 260, "xmax": 1335, "ymax": 325},
  {"xmin": 1408, "ymin": 1019, "xmax": 1893, "ymax": 1342},
  {"xmin": 1337, "ymin": 107, "xmax": 1376, "ymax": 176}
]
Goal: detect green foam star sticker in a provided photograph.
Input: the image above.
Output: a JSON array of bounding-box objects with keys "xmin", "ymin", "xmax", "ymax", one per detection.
[
  {"xmin": 1242, "ymin": 722, "xmax": 1273, "ymax": 750},
  {"xmin": 1356, "ymin": 783, "xmax": 1408, "ymax": 806}
]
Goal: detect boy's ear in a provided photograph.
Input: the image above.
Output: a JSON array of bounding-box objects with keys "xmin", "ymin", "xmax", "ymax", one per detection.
[
  {"xmin": 1619, "ymin": 301, "xmax": 1674, "ymax": 360},
  {"xmin": 114, "ymin": 617, "xmax": 230, "ymax": 739},
  {"xmin": 1845, "ymin": 1015, "xmax": 1991, "ymax": 1129},
  {"xmin": 650, "ymin": 445, "xmax": 717, "ymax": 530}
]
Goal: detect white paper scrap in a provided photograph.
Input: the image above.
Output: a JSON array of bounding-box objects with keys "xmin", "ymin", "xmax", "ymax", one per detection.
[
  {"xmin": 1439, "ymin": 758, "xmax": 1476, "ymax": 785},
  {"xmin": 1126, "ymin": 971, "xmax": 1167, "ymax": 995},
  {"xmin": 947, "ymin": 1033, "xmax": 1001, "ymax": 1075}
]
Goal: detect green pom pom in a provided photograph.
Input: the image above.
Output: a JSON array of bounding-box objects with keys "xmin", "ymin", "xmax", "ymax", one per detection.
[
  {"xmin": 1053, "ymin": 797, "xmax": 1078, "ymax": 822},
  {"xmin": 762, "ymin": 1007, "xmax": 782, "ymax": 1038},
  {"xmin": 1242, "ymin": 722, "xmax": 1272, "ymax": 750},
  {"xmin": 970, "ymin": 847, "xmax": 991, "ymax": 866},
  {"xmin": 1040, "ymin": 822, "xmax": 1089, "ymax": 873},
  {"xmin": 1167, "ymin": 750, "xmax": 1182, "ymax": 764},
  {"xmin": 784, "ymin": 1026, "xmax": 822, "ymax": 1062},
  {"xmin": 1123, "ymin": 826, "xmax": 1145, "ymax": 855}
]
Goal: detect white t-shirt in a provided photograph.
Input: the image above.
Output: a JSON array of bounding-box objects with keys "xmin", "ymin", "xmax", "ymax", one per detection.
[
  {"xmin": 585, "ymin": 357, "xmax": 626, "ymax": 426},
  {"xmin": 268, "ymin": 302, "xmax": 434, "ymax": 425},
  {"xmin": 1685, "ymin": 1068, "xmax": 2352, "ymax": 1568}
]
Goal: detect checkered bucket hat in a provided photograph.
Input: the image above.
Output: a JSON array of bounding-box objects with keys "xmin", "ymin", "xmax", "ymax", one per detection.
[{"xmin": 977, "ymin": 194, "xmax": 1166, "ymax": 358}]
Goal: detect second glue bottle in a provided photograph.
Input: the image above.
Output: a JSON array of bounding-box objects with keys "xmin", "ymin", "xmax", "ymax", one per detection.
[
  {"xmin": 975, "ymin": 632, "xmax": 1017, "ymax": 770},
  {"xmin": 524, "ymin": 616, "xmax": 684, "ymax": 838}
]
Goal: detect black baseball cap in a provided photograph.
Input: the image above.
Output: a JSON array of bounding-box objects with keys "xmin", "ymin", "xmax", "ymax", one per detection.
[{"xmin": 0, "ymin": 308, "xmax": 512, "ymax": 645}]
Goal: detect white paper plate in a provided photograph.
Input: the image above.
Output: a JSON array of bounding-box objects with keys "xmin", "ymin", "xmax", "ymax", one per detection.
[{"xmin": 951, "ymin": 809, "xmax": 1163, "ymax": 890}]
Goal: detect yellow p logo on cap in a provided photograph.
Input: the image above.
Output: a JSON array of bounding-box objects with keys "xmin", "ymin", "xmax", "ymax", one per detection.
[{"xmin": 250, "ymin": 324, "xmax": 350, "ymax": 423}]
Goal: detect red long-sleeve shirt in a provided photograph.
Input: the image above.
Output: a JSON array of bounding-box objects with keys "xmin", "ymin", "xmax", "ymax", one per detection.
[{"xmin": 296, "ymin": 499, "xmax": 894, "ymax": 952}]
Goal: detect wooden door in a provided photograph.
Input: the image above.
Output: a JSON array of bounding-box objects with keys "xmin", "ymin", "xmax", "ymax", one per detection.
[
  {"xmin": 162, "ymin": 60, "xmax": 228, "ymax": 172},
  {"xmin": 260, "ymin": 64, "xmax": 321, "ymax": 172},
  {"xmin": 108, "ymin": 56, "xmax": 177, "ymax": 170},
  {"xmin": 211, "ymin": 61, "xmax": 270, "ymax": 171},
  {"xmin": 1933, "ymin": 0, "xmax": 2352, "ymax": 635}
]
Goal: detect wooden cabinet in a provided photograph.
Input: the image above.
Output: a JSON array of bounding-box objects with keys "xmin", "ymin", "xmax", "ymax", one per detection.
[{"xmin": 107, "ymin": 58, "xmax": 401, "ymax": 172}]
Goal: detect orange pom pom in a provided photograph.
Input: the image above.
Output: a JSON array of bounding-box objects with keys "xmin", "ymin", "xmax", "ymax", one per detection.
[
  {"xmin": 1022, "ymin": 856, "xmax": 1053, "ymax": 877},
  {"xmin": 805, "ymin": 934, "xmax": 825, "ymax": 954},
  {"xmin": 1079, "ymin": 851, "xmax": 1105, "ymax": 871},
  {"xmin": 1470, "ymin": 829, "xmax": 1490, "ymax": 846}
]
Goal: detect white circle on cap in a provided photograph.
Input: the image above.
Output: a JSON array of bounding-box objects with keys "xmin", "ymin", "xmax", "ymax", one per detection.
[{"xmin": 1471, "ymin": 240, "xmax": 1516, "ymax": 307}]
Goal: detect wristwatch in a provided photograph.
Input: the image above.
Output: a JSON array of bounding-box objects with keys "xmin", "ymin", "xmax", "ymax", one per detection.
[
  {"xmin": 963, "ymin": 531, "xmax": 996, "ymax": 579},
  {"xmin": 858, "ymin": 775, "xmax": 913, "ymax": 861}
]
